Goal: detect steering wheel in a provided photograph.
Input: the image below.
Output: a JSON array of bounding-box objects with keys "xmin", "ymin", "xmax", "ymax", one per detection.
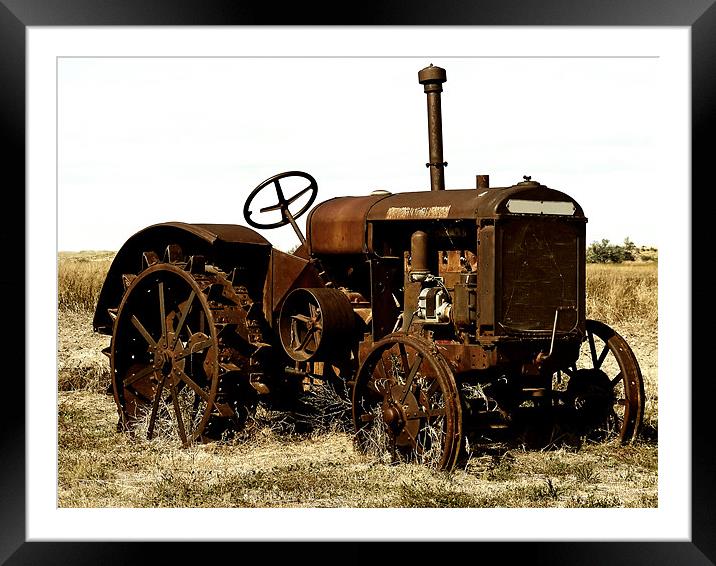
[{"xmin": 243, "ymin": 171, "xmax": 318, "ymax": 230}]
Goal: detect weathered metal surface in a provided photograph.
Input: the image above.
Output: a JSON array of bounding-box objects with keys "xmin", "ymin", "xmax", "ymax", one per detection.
[
  {"xmin": 93, "ymin": 222, "xmax": 271, "ymax": 334},
  {"xmin": 368, "ymin": 190, "xmax": 474, "ymax": 221},
  {"xmin": 418, "ymin": 65, "xmax": 448, "ymax": 192},
  {"xmin": 278, "ymin": 287, "xmax": 356, "ymax": 362},
  {"xmin": 409, "ymin": 230, "xmax": 429, "ymax": 281},
  {"xmin": 367, "ymin": 183, "xmax": 585, "ymax": 222},
  {"xmin": 306, "ymin": 194, "xmax": 389, "ymax": 255},
  {"xmin": 498, "ymin": 217, "xmax": 584, "ymax": 335},
  {"xmin": 436, "ymin": 342, "xmax": 492, "ymax": 373},
  {"xmin": 306, "ymin": 184, "xmax": 584, "ymax": 260},
  {"xmin": 451, "ymin": 273, "xmax": 478, "ymax": 329},
  {"xmin": 369, "ymin": 256, "xmax": 402, "ymax": 340},
  {"xmin": 263, "ymin": 248, "xmax": 324, "ymax": 319}
]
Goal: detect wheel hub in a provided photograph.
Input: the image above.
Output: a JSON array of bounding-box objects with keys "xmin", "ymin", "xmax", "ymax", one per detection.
[
  {"xmin": 383, "ymin": 384, "xmax": 420, "ymax": 445},
  {"xmin": 566, "ymin": 368, "xmax": 614, "ymax": 425},
  {"xmin": 151, "ymin": 334, "xmax": 186, "ymax": 383},
  {"xmin": 382, "ymin": 405, "xmax": 401, "ymax": 426}
]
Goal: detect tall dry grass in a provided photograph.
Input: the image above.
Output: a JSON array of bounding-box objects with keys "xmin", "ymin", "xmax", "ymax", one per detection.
[
  {"xmin": 57, "ymin": 251, "xmax": 115, "ymax": 312},
  {"xmin": 585, "ymin": 262, "xmax": 658, "ymax": 326},
  {"xmin": 57, "ymin": 252, "xmax": 115, "ymax": 393}
]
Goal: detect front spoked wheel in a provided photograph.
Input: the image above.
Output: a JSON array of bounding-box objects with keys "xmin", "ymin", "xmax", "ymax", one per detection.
[
  {"xmin": 561, "ymin": 319, "xmax": 645, "ymax": 443},
  {"xmin": 352, "ymin": 334, "xmax": 462, "ymax": 470}
]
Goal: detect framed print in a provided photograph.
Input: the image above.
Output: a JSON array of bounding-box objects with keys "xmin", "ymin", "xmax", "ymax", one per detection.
[{"xmin": 3, "ymin": 0, "xmax": 710, "ymax": 563}]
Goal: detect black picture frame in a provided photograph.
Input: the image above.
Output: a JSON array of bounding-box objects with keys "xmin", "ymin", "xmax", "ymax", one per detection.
[{"xmin": 2, "ymin": 1, "xmax": 708, "ymax": 563}]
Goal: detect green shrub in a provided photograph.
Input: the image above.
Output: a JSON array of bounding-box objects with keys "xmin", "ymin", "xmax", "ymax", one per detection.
[{"xmin": 586, "ymin": 238, "xmax": 640, "ymax": 264}]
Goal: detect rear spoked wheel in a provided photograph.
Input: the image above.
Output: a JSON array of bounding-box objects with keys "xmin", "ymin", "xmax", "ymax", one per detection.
[
  {"xmin": 111, "ymin": 263, "xmax": 220, "ymax": 445},
  {"xmin": 352, "ymin": 334, "xmax": 462, "ymax": 470}
]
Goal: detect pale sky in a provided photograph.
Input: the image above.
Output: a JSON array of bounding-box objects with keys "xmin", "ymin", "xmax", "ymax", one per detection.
[{"xmin": 58, "ymin": 54, "xmax": 680, "ymax": 252}]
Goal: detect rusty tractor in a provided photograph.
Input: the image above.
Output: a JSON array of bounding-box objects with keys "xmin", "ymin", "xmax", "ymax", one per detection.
[{"xmin": 93, "ymin": 64, "xmax": 645, "ymax": 470}]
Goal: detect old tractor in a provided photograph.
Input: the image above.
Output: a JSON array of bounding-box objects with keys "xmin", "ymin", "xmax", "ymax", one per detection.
[{"xmin": 93, "ymin": 64, "xmax": 645, "ymax": 470}]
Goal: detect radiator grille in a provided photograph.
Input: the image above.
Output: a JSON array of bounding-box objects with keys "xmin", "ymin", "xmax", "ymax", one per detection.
[{"xmin": 499, "ymin": 218, "xmax": 580, "ymax": 333}]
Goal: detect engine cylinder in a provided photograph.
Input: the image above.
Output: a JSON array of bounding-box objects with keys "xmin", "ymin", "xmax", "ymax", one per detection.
[{"xmin": 410, "ymin": 230, "xmax": 429, "ymax": 282}]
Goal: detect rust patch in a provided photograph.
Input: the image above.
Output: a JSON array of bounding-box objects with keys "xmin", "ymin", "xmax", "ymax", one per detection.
[{"xmin": 385, "ymin": 205, "xmax": 451, "ymax": 220}]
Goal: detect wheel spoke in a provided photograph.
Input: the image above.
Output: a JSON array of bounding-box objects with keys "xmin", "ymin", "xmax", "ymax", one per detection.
[
  {"xmin": 260, "ymin": 181, "xmax": 287, "ymax": 213},
  {"xmin": 147, "ymin": 373, "xmax": 167, "ymax": 440},
  {"xmin": 379, "ymin": 353, "xmax": 394, "ymax": 383},
  {"xmin": 285, "ymin": 185, "xmax": 312, "ymax": 205},
  {"xmin": 610, "ymin": 372, "xmax": 623, "ymax": 388},
  {"xmin": 274, "ymin": 179, "xmax": 286, "ymax": 204},
  {"xmin": 296, "ymin": 327, "xmax": 316, "ymax": 353},
  {"xmin": 587, "ymin": 329, "xmax": 598, "ymax": 367},
  {"xmin": 124, "ymin": 364, "xmax": 156, "ymax": 387},
  {"xmin": 170, "ymin": 381, "xmax": 188, "ymax": 444},
  {"xmin": 405, "ymin": 407, "xmax": 445, "ymax": 420},
  {"xmin": 131, "ymin": 315, "xmax": 157, "ymax": 348},
  {"xmin": 176, "ymin": 368, "xmax": 211, "ymax": 402},
  {"xmin": 424, "ymin": 376, "xmax": 441, "ymax": 396},
  {"xmin": 191, "ymin": 393, "xmax": 202, "ymax": 422},
  {"xmin": 400, "ymin": 353, "xmax": 423, "ymax": 404},
  {"xmin": 158, "ymin": 282, "xmax": 167, "ymax": 339},
  {"xmin": 176, "ymin": 334, "xmax": 213, "ymax": 360},
  {"xmin": 291, "ymin": 314, "xmax": 312, "ymax": 324},
  {"xmin": 398, "ymin": 343, "xmax": 410, "ymax": 375},
  {"xmin": 172, "ymin": 290, "xmax": 195, "ymax": 347},
  {"xmin": 596, "ymin": 343, "xmax": 610, "ymax": 369}
]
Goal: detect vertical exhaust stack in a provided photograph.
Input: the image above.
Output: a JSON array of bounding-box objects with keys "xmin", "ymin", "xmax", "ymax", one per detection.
[{"xmin": 418, "ymin": 64, "xmax": 448, "ymax": 191}]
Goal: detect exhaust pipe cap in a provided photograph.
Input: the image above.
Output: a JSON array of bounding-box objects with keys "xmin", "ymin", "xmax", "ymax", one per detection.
[{"xmin": 418, "ymin": 64, "xmax": 447, "ymax": 92}]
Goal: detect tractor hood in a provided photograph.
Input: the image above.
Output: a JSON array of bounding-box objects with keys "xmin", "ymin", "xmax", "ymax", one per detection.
[{"xmin": 307, "ymin": 181, "xmax": 585, "ymax": 255}]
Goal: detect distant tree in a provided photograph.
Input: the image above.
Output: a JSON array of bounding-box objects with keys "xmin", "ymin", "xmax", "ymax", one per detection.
[
  {"xmin": 622, "ymin": 237, "xmax": 637, "ymax": 261},
  {"xmin": 586, "ymin": 239, "xmax": 628, "ymax": 263}
]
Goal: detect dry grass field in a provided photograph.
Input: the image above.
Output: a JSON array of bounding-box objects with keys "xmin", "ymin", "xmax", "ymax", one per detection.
[{"xmin": 57, "ymin": 252, "xmax": 658, "ymax": 508}]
